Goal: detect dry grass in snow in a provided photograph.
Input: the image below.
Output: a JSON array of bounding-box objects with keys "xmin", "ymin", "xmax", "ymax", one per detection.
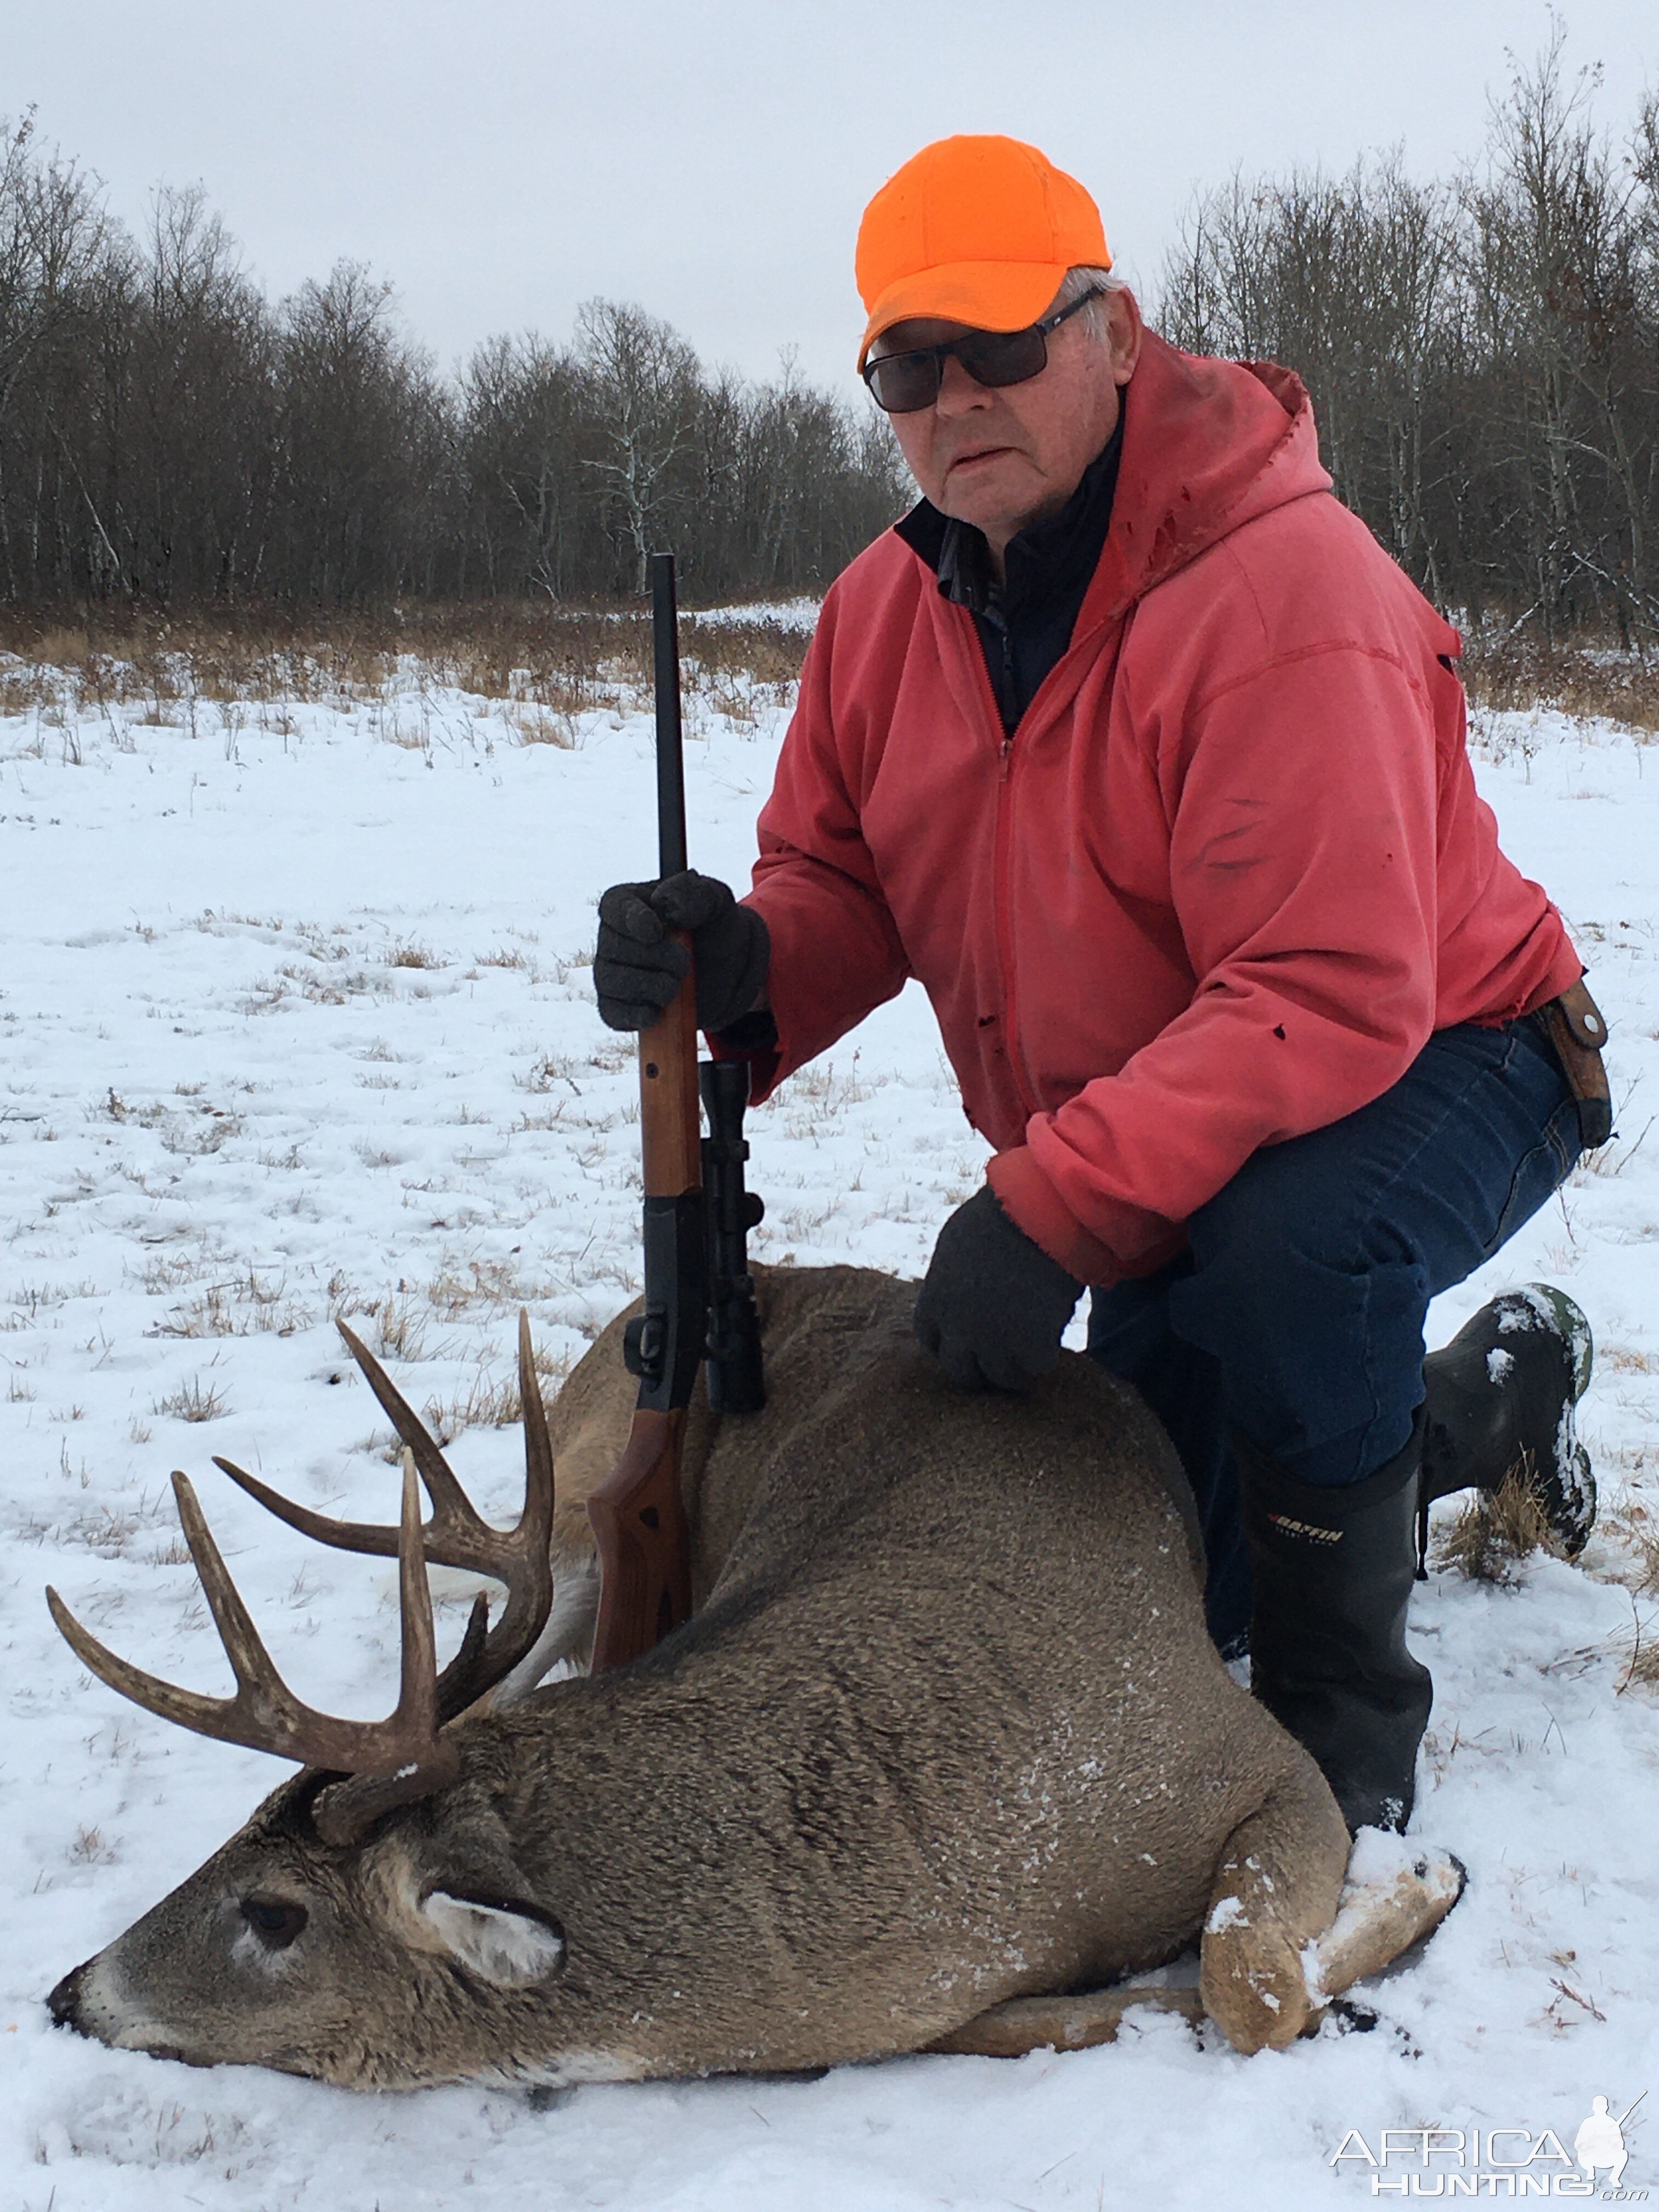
[{"xmin": 0, "ymin": 625, "xmax": 1656, "ymax": 2210}]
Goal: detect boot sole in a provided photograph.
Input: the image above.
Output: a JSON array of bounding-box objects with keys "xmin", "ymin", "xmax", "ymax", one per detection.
[
  {"xmin": 1503, "ymin": 1285, "xmax": 1594, "ymax": 1403},
  {"xmin": 1501, "ymin": 1285, "xmax": 1596, "ymax": 1554}
]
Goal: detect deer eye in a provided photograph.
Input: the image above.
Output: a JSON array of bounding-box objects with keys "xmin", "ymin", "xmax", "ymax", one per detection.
[{"xmin": 240, "ymin": 1894, "xmax": 308, "ymax": 1949}]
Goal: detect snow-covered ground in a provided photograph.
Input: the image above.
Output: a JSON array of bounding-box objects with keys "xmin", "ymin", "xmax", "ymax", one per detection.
[
  {"xmin": 684, "ymin": 596, "xmax": 821, "ymax": 630},
  {"xmin": 1, "ymin": 653, "xmax": 1656, "ymax": 2210}
]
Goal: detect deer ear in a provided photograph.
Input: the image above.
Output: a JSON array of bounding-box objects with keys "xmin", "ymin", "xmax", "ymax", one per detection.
[{"xmin": 421, "ymin": 1891, "xmax": 566, "ymax": 1988}]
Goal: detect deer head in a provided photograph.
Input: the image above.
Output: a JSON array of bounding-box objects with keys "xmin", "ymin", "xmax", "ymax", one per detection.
[{"xmin": 45, "ymin": 1313, "xmax": 593, "ymax": 2085}]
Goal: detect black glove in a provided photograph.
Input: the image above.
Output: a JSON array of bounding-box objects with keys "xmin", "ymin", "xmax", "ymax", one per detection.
[
  {"xmin": 913, "ymin": 1184, "xmax": 1084, "ymax": 1391},
  {"xmin": 593, "ymin": 870, "xmax": 770, "ymax": 1034}
]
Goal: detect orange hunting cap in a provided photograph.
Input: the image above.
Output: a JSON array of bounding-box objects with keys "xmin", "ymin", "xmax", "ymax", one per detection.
[{"xmin": 855, "ymin": 135, "xmax": 1111, "ymax": 370}]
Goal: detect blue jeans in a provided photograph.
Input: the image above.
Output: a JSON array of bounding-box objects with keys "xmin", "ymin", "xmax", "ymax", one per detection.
[{"xmin": 1086, "ymin": 1017, "xmax": 1583, "ymax": 1654}]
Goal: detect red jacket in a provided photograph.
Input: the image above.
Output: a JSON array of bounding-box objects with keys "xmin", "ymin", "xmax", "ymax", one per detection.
[{"xmin": 741, "ymin": 332, "xmax": 1580, "ymax": 1284}]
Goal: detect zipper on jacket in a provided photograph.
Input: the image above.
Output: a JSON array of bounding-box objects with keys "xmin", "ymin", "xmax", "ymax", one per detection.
[
  {"xmin": 992, "ymin": 730, "xmax": 1043, "ymax": 1119},
  {"xmin": 973, "ymin": 597, "xmax": 1133, "ymax": 1132},
  {"xmin": 979, "ymin": 600, "xmax": 1019, "ymax": 742},
  {"xmin": 954, "ymin": 597, "xmax": 1042, "ymax": 1120}
]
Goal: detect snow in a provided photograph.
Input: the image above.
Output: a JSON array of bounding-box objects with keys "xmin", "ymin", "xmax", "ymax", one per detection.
[
  {"xmin": 686, "ymin": 597, "xmax": 822, "ymax": 631},
  {"xmin": 2, "ymin": 667, "xmax": 1658, "ymax": 2210}
]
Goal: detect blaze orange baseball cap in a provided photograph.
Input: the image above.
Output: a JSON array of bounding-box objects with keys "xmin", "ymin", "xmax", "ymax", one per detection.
[{"xmin": 855, "ymin": 135, "xmax": 1111, "ymax": 370}]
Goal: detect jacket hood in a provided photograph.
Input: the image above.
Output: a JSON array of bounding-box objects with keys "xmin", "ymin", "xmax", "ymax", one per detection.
[{"xmin": 1079, "ymin": 331, "xmax": 1333, "ymax": 628}]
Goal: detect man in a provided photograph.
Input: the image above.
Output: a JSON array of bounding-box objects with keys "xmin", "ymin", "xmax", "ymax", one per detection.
[{"xmin": 594, "ymin": 135, "xmax": 1607, "ymax": 1834}]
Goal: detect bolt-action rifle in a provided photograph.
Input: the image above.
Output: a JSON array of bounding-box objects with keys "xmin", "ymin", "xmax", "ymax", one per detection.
[{"xmin": 586, "ymin": 553, "xmax": 765, "ymax": 1672}]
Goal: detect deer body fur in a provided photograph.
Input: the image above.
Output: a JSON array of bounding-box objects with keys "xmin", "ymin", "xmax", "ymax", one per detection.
[{"xmin": 50, "ymin": 1265, "xmax": 1353, "ymax": 2087}]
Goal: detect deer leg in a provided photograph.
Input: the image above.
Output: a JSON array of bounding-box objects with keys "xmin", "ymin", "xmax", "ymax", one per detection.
[
  {"xmin": 941, "ymin": 1829, "xmax": 1463, "ymax": 2061},
  {"xmin": 940, "ymin": 1789, "xmax": 1460, "ymax": 2063},
  {"xmin": 1305, "ymin": 1843, "xmax": 1465, "ymax": 2004},
  {"xmin": 1199, "ymin": 1754, "xmax": 1350, "ymax": 2054}
]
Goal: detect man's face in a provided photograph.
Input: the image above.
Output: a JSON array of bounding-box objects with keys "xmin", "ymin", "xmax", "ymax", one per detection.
[{"xmin": 874, "ymin": 286, "xmax": 1142, "ymax": 562}]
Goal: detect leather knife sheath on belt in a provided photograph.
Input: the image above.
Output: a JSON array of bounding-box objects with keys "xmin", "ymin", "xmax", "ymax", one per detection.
[{"xmin": 1541, "ymin": 977, "xmax": 1613, "ymax": 1149}]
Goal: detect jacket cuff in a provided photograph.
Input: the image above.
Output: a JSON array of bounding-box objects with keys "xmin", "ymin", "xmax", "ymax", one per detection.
[
  {"xmin": 705, "ymin": 1011, "xmax": 781, "ymax": 1101},
  {"xmin": 988, "ymin": 1149, "xmax": 1126, "ymax": 1286},
  {"xmin": 988, "ymin": 1147, "xmax": 1189, "ymax": 1289}
]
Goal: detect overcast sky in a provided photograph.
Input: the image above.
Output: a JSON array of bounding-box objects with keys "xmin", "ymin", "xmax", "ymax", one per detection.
[{"xmin": 7, "ymin": 1, "xmax": 1655, "ymax": 394}]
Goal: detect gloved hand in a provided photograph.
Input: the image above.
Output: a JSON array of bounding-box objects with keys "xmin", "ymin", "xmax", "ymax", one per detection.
[
  {"xmin": 594, "ymin": 870, "xmax": 770, "ymax": 1033},
  {"xmin": 914, "ymin": 1184, "xmax": 1084, "ymax": 1391}
]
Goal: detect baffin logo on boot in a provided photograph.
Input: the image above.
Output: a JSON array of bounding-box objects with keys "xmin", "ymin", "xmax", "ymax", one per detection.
[{"xmin": 1267, "ymin": 1511, "xmax": 1344, "ymax": 1546}]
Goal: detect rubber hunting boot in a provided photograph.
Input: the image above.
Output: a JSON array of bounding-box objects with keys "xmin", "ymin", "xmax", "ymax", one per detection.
[
  {"xmin": 1237, "ymin": 1418, "xmax": 1433, "ymax": 1835},
  {"xmin": 1420, "ymin": 1285, "xmax": 1595, "ymax": 1556}
]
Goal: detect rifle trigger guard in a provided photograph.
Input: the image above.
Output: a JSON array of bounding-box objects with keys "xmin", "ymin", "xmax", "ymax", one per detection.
[{"xmin": 623, "ymin": 1311, "xmax": 666, "ymax": 1383}]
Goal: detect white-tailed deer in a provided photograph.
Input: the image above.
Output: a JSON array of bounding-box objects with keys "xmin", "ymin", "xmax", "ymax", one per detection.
[{"xmin": 47, "ymin": 1266, "xmax": 1460, "ymax": 2089}]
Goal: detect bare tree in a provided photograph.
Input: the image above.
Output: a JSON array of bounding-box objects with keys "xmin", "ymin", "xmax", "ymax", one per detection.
[
  {"xmin": 459, "ymin": 332, "xmax": 589, "ymax": 597},
  {"xmin": 0, "ymin": 126, "xmax": 967, "ymax": 614},
  {"xmin": 1157, "ymin": 27, "xmax": 1658, "ymax": 645},
  {"xmin": 574, "ymin": 300, "xmax": 702, "ymax": 595},
  {"xmin": 0, "ymin": 112, "xmax": 112, "ymax": 598}
]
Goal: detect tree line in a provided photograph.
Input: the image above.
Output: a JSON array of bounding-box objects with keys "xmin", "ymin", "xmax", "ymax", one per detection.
[
  {"xmin": 1156, "ymin": 28, "xmax": 1659, "ymax": 645},
  {"xmin": 4, "ymin": 32, "xmax": 1656, "ymax": 635},
  {"xmin": 0, "ymin": 115, "xmax": 907, "ymax": 610}
]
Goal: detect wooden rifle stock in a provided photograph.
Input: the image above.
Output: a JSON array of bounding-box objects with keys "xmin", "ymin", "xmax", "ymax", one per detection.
[
  {"xmin": 587, "ymin": 553, "xmax": 700, "ymax": 1672},
  {"xmin": 586, "ymin": 1410, "xmax": 691, "ymax": 1672}
]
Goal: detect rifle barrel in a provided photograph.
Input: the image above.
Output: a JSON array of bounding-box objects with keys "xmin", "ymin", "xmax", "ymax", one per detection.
[{"xmin": 651, "ymin": 552, "xmax": 689, "ymax": 877}]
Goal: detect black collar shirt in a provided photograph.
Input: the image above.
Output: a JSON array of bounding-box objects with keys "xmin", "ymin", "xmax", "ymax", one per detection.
[{"xmin": 893, "ymin": 413, "xmax": 1124, "ymax": 737}]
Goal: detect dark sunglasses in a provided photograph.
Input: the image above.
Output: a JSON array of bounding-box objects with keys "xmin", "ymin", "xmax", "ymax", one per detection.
[{"xmin": 861, "ymin": 290, "xmax": 1100, "ymax": 414}]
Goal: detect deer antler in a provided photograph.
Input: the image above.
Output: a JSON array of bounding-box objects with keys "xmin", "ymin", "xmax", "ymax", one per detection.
[
  {"xmin": 48, "ymin": 1455, "xmax": 463, "ymax": 1845},
  {"xmin": 46, "ymin": 1313, "xmax": 559, "ymax": 1846},
  {"xmin": 212, "ymin": 1310, "xmax": 556, "ymax": 1722}
]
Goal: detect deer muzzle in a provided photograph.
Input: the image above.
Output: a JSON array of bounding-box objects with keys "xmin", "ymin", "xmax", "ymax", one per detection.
[{"xmin": 48, "ymin": 1951, "xmax": 188, "ymax": 2063}]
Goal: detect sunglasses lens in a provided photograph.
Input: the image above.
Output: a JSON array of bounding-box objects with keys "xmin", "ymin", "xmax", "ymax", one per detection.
[
  {"xmin": 866, "ymin": 352, "xmax": 941, "ymax": 413},
  {"xmin": 865, "ymin": 320, "xmax": 1057, "ymax": 411},
  {"xmin": 955, "ymin": 328, "xmax": 1049, "ymax": 388}
]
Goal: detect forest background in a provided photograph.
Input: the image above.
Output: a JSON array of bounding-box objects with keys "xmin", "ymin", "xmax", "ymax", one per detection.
[{"xmin": 0, "ymin": 31, "xmax": 1654, "ymax": 678}]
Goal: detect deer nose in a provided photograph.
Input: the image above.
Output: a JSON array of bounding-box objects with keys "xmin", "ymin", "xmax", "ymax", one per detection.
[{"xmin": 48, "ymin": 1960, "xmax": 92, "ymax": 2032}]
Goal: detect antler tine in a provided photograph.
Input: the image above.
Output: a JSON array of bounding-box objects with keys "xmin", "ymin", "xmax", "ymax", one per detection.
[
  {"xmin": 214, "ymin": 1312, "xmax": 559, "ymax": 1723},
  {"xmin": 435, "ymin": 1592, "xmax": 493, "ymax": 1723},
  {"xmin": 335, "ymin": 1319, "xmax": 479, "ymax": 1537},
  {"xmin": 393, "ymin": 1316, "xmax": 557, "ymax": 1717},
  {"xmin": 519, "ymin": 1307, "xmax": 556, "ymax": 1549},
  {"xmin": 47, "ymin": 1469, "xmax": 321, "ymax": 1750},
  {"xmin": 213, "ymin": 1454, "xmax": 403, "ymax": 1562},
  {"xmin": 334, "ymin": 1309, "xmax": 479, "ymax": 1522},
  {"xmin": 368, "ymin": 1320, "xmax": 554, "ymax": 1720},
  {"xmin": 170, "ymin": 1471, "xmax": 294, "ymax": 1727},
  {"xmin": 393, "ymin": 1451, "xmax": 440, "ymax": 1739},
  {"xmin": 311, "ymin": 1452, "xmax": 461, "ymax": 1841},
  {"xmin": 214, "ymin": 1320, "xmax": 507, "ymax": 1578},
  {"xmin": 46, "ymin": 1459, "xmax": 460, "ymax": 1812},
  {"xmin": 497, "ymin": 1308, "xmax": 557, "ymax": 1649},
  {"xmin": 47, "ymin": 1581, "xmax": 256, "ymax": 1744}
]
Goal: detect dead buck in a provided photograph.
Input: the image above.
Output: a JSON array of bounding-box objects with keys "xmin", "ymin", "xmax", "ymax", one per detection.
[{"xmin": 47, "ymin": 1266, "xmax": 1460, "ymax": 2089}]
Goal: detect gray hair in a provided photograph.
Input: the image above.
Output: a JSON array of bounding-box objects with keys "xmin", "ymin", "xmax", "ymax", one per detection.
[{"xmin": 1056, "ymin": 264, "xmax": 1131, "ymax": 342}]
